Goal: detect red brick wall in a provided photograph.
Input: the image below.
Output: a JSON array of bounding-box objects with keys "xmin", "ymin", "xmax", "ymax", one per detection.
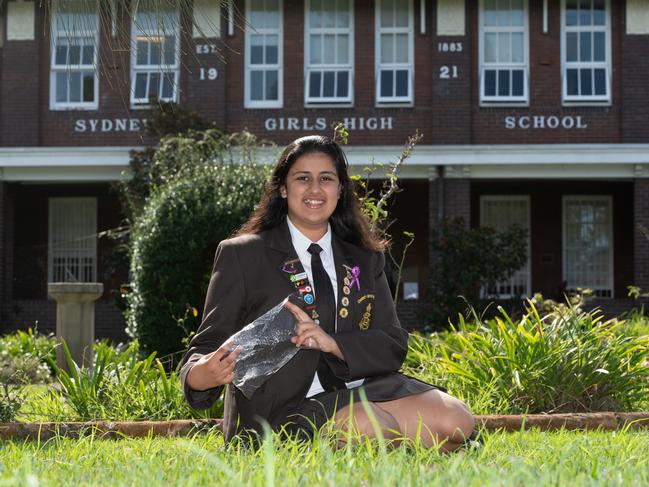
[{"xmin": 3, "ymin": 1, "xmax": 643, "ymax": 148}]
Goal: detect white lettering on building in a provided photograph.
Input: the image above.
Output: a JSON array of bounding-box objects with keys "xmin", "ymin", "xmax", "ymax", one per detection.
[
  {"xmin": 504, "ymin": 115, "xmax": 588, "ymax": 130},
  {"xmin": 263, "ymin": 117, "xmax": 394, "ymax": 131},
  {"xmin": 74, "ymin": 118, "xmax": 148, "ymax": 133}
]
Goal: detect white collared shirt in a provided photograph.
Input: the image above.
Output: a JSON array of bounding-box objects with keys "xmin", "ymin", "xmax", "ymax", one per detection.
[{"xmin": 286, "ymin": 217, "xmax": 364, "ymax": 397}]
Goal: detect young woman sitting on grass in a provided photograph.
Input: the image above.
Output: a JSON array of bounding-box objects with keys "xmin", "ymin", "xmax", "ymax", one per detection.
[{"xmin": 180, "ymin": 135, "xmax": 475, "ymax": 451}]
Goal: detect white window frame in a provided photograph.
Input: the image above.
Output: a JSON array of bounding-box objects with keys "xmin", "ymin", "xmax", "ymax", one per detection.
[
  {"xmin": 48, "ymin": 197, "xmax": 98, "ymax": 284},
  {"xmin": 245, "ymin": 0, "xmax": 283, "ymax": 109},
  {"xmin": 49, "ymin": 0, "xmax": 99, "ymax": 110},
  {"xmin": 480, "ymin": 195, "xmax": 532, "ymax": 298},
  {"xmin": 478, "ymin": 0, "xmax": 529, "ymax": 105},
  {"xmin": 130, "ymin": 4, "xmax": 180, "ymax": 107},
  {"xmin": 304, "ymin": 0, "xmax": 354, "ymax": 106},
  {"xmin": 562, "ymin": 195, "xmax": 614, "ymax": 297},
  {"xmin": 375, "ymin": 0, "xmax": 414, "ymax": 105},
  {"xmin": 561, "ymin": 0, "xmax": 611, "ymax": 105}
]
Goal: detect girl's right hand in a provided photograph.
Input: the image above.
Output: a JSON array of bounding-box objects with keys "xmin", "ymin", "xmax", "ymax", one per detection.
[{"xmin": 186, "ymin": 341, "xmax": 241, "ymax": 391}]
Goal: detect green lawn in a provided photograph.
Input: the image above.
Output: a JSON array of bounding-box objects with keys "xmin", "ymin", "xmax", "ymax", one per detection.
[{"xmin": 1, "ymin": 429, "xmax": 647, "ymax": 486}]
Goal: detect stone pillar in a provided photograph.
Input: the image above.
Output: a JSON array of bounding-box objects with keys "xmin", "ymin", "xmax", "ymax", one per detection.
[
  {"xmin": 48, "ymin": 283, "xmax": 103, "ymax": 371},
  {"xmin": 634, "ymin": 179, "xmax": 649, "ymax": 290}
]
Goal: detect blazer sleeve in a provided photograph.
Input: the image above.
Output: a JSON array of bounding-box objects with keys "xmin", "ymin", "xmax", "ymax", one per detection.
[
  {"xmin": 180, "ymin": 240, "xmax": 246, "ymax": 410},
  {"xmin": 325, "ymin": 251, "xmax": 409, "ymax": 381}
]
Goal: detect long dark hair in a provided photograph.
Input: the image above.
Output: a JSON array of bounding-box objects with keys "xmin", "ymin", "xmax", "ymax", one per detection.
[{"xmin": 236, "ymin": 135, "xmax": 386, "ymax": 252}]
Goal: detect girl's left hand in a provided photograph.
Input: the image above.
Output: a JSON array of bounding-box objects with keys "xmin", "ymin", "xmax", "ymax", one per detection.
[{"xmin": 284, "ymin": 301, "xmax": 345, "ymax": 361}]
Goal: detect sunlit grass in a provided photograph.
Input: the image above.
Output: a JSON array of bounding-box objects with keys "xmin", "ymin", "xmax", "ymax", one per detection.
[{"xmin": 0, "ymin": 428, "xmax": 647, "ymax": 486}]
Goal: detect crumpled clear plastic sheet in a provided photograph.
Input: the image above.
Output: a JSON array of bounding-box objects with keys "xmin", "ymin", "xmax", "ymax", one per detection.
[{"xmin": 229, "ymin": 295, "xmax": 302, "ymax": 399}]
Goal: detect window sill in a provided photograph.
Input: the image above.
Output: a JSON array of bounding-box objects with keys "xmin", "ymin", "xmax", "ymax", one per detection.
[{"xmin": 49, "ymin": 104, "xmax": 99, "ymax": 111}]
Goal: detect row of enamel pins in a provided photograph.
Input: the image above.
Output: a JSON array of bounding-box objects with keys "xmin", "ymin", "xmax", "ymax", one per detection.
[{"xmin": 282, "ymin": 259, "xmax": 361, "ymax": 325}]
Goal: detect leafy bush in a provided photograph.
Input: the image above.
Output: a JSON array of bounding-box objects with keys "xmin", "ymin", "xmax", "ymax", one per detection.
[
  {"xmin": 0, "ymin": 382, "xmax": 22, "ymax": 422},
  {"xmin": 425, "ymin": 218, "xmax": 528, "ymax": 330},
  {"xmin": 405, "ymin": 299, "xmax": 649, "ymax": 414},
  {"xmin": 125, "ymin": 132, "xmax": 272, "ymax": 356},
  {"xmin": 39, "ymin": 340, "xmax": 222, "ymax": 421},
  {"xmin": 0, "ymin": 328, "xmax": 56, "ymax": 384}
]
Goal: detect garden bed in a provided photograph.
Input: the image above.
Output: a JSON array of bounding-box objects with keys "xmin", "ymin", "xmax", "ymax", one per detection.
[{"xmin": 2, "ymin": 412, "xmax": 649, "ymax": 441}]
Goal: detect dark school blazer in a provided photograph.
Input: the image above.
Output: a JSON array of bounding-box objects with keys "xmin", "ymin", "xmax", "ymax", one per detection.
[{"xmin": 180, "ymin": 219, "xmax": 429, "ymax": 441}]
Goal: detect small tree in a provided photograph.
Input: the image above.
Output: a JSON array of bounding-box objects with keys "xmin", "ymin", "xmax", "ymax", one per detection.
[{"xmin": 426, "ymin": 218, "xmax": 528, "ymax": 330}]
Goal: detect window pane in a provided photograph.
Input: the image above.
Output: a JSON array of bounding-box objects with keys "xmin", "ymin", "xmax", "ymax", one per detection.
[
  {"xmin": 566, "ymin": 68, "xmax": 579, "ymax": 95},
  {"xmin": 566, "ymin": 0, "xmax": 578, "ymax": 25},
  {"xmin": 137, "ymin": 40, "xmax": 148, "ymax": 65},
  {"xmin": 82, "ymin": 73, "xmax": 94, "ymax": 102},
  {"xmin": 511, "ymin": 33, "xmax": 523, "ymax": 63},
  {"xmin": 580, "ymin": 68, "xmax": 592, "ymax": 95},
  {"xmin": 249, "ymin": 0, "xmax": 264, "ymax": 28},
  {"xmin": 69, "ymin": 44, "xmax": 81, "ymax": 64},
  {"xmin": 323, "ymin": 34, "xmax": 335, "ymax": 64},
  {"xmin": 337, "ymin": 34, "xmax": 349, "ymax": 64},
  {"xmin": 310, "ymin": 0, "xmax": 322, "ymax": 28},
  {"xmin": 497, "ymin": 32, "xmax": 510, "ymax": 64},
  {"xmin": 266, "ymin": 39, "xmax": 278, "ymax": 64},
  {"xmin": 485, "ymin": 69, "xmax": 496, "ymax": 96},
  {"xmin": 309, "ymin": 71, "xmax": 321, "ymax": 97},
  {"xmin": 337, "ymin": 70, "xmax": 349, "ymax": 97},
  {"xmin": 579, "ymin": 0, "xmax": 592, "ymax": 26},
  {"xmin": 381, "ymin": 34, "xmax": 393, "ymax": 64},
  {"xmin": 512, "ymin": 69, "xmax": 524, "ymax": 96},
  {"xmin": 380, "ymin": 0, "xmax": 393, "ymax": 28},
  {"xmin": 497, "ymin": 69, "xmax": 510, "ymax": 96},
  {"xmin": 82, "ymin": 45, "xmax": 94, "ymax": 65},
  {"xmin": 380, "ymin": 69, "xmax": 393, "ymax": 97},
  {"xmin": 579, "ymin": 31, "xmax": 591, "ymax": 62},
  {"xmin": 150, "ymin": 39, "xmax": 162, "ymax": 65},
  {"xmin": 593, "ymin": 32, "xmax": 605, "ymax": 62},
  {"xmin": 250, "ymin": 70, "xmax": 264, "ymax": 100},
  {"xmin": 55, "ymin": 44, "xmax": 67, "ymax": 65},
  {"xmin": 70, "ymin": 72, "xmax": 81, "ymax": 102},
  {"xmin": 484, "ymin": 0, "xmax": 497, "ymax": 26},
  {"xmin": 593, "ymin": 0, "xmax": 606, "ymax": 25},
  {"xmin": 310, "ymin": 35, "xmax": 322, "ymax": 64},
  {"xmin": 323, "ymin": 71, "xmax": 335, "ymax": 97},
  {"xmin": 56, "ymin": 72, "xmax": 68, "ymax": 102},
  {"xmin": 394, "ymin": 2, "xmax": 409, "ymax": 27},
  {"xmin": 266, "ymin": 1, "xmax": 279, "ymax": 28},
  {"xmin": 511, "ymin": 0, "xmax": 524, "ymax": 26},
  {"xmin": 265, "ymin": 70, "xmax": 278, "ymax": 100},
  {"xmin": 566, "ymin": 32, "xmax": 578, "ymax": 62},
  {"xmin": 484, "ymin": 33, "xmax": 496, "ymax": 63},
  {"xmin": 395, "ymin": 69, "xmax": 408, "ymax": 97},
  {"xmin": 251, "ymin": 35, "xmax": 264, "ymax": 64},
  {"xmin": 161, "ymin": 74, "xmax": 174, "ymax": 99},
  {"xmin": 395, "ymin": 34, "xmax": 408, "ymax": 63},
  {"xmin": 323, "ymin": 1, "xmax": 335, "ymax": 28},
  {"xmin": 594, "ymin": 68, "xmax": 606, "ymax": 95},
  {"xmin": 164, "ymin": 36, "xmax": 175, "ymax": 65},
  {"xmin": 149, "ymin": 72, "xmax": 160, "ymax": 98},
  {"xmin": 135, "ymin": 73, "xmax": 148, "ymax": 98},
  {"xmin": 337, "ymin": 0, "xmax": 350, "ymax": 27},
  {"xmin": 497, "ymin": 1, "xmax": 510, "ymax": 27}
]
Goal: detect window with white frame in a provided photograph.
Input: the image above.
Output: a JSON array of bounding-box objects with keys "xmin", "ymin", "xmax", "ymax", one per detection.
[
  {"xmin": 305, "ymin": 0, "xmax": 353, "ymax": 104},
  {"xmin": 480, "ymin": 196, "xmax": 531, "ymax": 298},
  {"xmin": 479, "ymin": 0, "xmax": 528, "ymax": 103},
  {"xmin": 48, "ymin": 198, "xmax": 97, "ymax": 283},
  {"xmin": 563, "ymin": 196, "xmax": 613, "ymax": 297},
  {"xmin": 130, "ymin": 2, "xmax": 180, "ymax": 106},
  {"xmin": 50, "ymin": 0, "xmax": 98, "ymax": 109},
  {"xmin": 375, "ymin": 0, "xmax": 413, "ymax": 104},
  {"xmin": 246, "ymin": 0, "xmax": 282, "ymax": 108},
  {"xmin": 562, "ymin": 0, "xmax": 610, "ymax": 103}
]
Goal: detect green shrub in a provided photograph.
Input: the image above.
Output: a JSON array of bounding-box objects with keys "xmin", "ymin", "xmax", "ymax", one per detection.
[
  {"xmin": 0, "ymin": 328, "xmax": 56, "ymax": 384},
  {"xmin": 39, "ymin": 340, "xmax": 222, "ymax": 421},
  {"xmin": 425, "ymin": 218, "xmax": 528, "ymax": 330},
  {"xmin": 406, "ymin": 300, "xmax": 649, "ymax": 414},
  {"xmin": 125, "ymin": 132, "xmax": 272, "ymax": 356}
]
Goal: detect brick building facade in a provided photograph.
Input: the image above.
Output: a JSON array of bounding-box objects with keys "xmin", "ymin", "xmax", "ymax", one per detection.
[{"xmin": 0, "ymin": 0, "xmax": 648, "ymax": 340}]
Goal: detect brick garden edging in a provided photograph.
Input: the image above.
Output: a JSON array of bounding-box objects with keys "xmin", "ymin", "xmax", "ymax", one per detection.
[{"xmin": 1, "ymin": 413, "xmax": 649, "ymax": 440}]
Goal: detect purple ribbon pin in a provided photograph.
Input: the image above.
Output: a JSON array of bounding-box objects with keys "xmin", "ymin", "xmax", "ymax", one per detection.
[
  {"xmin": 350, "ymin": 266, "xmax": 361, "ymax": 290},
  {"xmin": 282, "ymin": 264, "xmax": 295, "ymax": 273}
]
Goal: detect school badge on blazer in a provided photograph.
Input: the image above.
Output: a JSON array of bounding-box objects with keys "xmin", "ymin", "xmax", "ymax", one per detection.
[{"xmin": 356, "ymin": 293, "xmax": 375, "ymax": 330}]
